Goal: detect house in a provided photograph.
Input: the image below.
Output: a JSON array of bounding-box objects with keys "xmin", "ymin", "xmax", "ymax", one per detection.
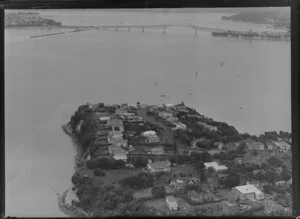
[
  {"xmin": 215, "ymin": 142, "xmax": 224, "ymax": 149},
  {"xmin": 218, "ymin": 173, "xmax": 229, "ymax": 179},
  {"xmin": 141, "ymin": 130, "xmax": 157, "ymax": 137},
  {"xmin": 275, "ymin": 181, "xmax": 287, "ymax": 187},
  {"xmin": 99, "ymin": 116, "xmax": 111, "ymax": 122},
  {"xmin": 170, "ymin": 178, "xmax": 186, "ymax": 190},
  {"xmin": 150, "ymin": 146, "xmax": 164, "ymax": 155},
  {"xmin": 187, "ymin": 190, "xmax": 203, "ymax": 204},
  {"xmin": 204, "ymin": 162, "xmax": 228, "ymax": 172},
  {"xmin": 147, "ymin": 135, "xmax": 160, "ymax": 143},
  {"xmin": 266, "ymin": 141, "xmax": 277, "ymax": 151},
  {"xmin": 197, "ymin": 121, "xmax": 218, "ymax": 132},
  {"xmin": 147, "ymin": 160, "xmax": 171, "ymax": 173},
  {"xmin": 165, "ymin": 196, "xmax": 178, "ymax": 211},
  {"xmin": 174, "ymin": 105, "xmax": 188, "ymax": 113},
  {"xmin": 108, "ymin": 118, "xmax": 124, "ymax": 132},
  {"xmin": 172, "ymin": 122, "xmax": 187, "ymax": 131},
  {"xmin": 108, "ymin": 131, "xmax": 123, "ymax": 141},
  {"xmin": 225, "ymin": 142, "xmax": 239, "ymax": 150},
  {"xmin": 108, "ymin": 145, "xmax": 128, "ymax": 161},
  {"xmin": 115, "ymin": 108, "xmax": 128, "ymax": 116},
  {"xmin": 232, "ymin": 184, "xmax": 264, "ymax": 201},
  {"xmin": 166, "ymin": 116, "xmax": 179, "ymax": 123},
  {"xmin": 65, "ymin": 188, "xmax": 80, "ymax": 207},
  {"xmin": 158, "ymin": 111, "xmax": 173, "ymax": 119},
  {"xmin": 246, "ymin": 141, "xmax": 265, "ymax": 150},
  {"xmin": 273, "ymin": 141, "xmax": 291, "ymax": 152}
]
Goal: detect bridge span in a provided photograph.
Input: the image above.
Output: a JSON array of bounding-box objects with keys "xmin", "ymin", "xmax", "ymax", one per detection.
[{"xmin": 62, "ymin": 23, "xmax": 224, "ymax": 36}]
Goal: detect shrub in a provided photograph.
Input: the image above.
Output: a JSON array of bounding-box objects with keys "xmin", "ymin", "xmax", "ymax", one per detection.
[{"xmin": 94, "ymin": 168, "xmax": 106, "ymax": 177}]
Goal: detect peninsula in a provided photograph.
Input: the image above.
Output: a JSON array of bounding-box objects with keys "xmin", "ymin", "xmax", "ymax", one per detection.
[
  {"xmin": 61, "ymin": 102, "xmax": 292, "ymax": 217},
  {"xmin": 5, "ymin": 12, "xmax": 62, "ymax": 28}
]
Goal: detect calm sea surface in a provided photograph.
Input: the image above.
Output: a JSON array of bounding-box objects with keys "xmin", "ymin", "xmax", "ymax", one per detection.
[{"xmin": 5, "ymin": 9, "xmax": 290, "ymax": 217}]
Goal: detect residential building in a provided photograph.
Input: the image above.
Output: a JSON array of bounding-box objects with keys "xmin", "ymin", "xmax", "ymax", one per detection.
[
  {"xmin": 108, "ymin": 145, "xmax": 128, "ymax": 161},
  {"xmin": 165, "ymin": 196, "xmax": 178, "ymax": 211},
  {"xmin": 166, "ymin": 116, "xmax": 179, "ymax": 123},
  {"xmin": 273, "ymin": 141, "xmax": 291, "ymax": 152},
  {"xmin": 187, "ymin": 190, "xmax": 203, "ymax": 204},
  {"xmin": 65, "ymin": 188, "xmax": 80, "ymax": 207},
  {"xmin": 172, "ymin": 122, "xmax": 187, "ymax": 131},
  {"xmin": 147, "ymin": 160, "xmax": 171, "ymax": 173},
  {"xmin": 108, "ymin": 118, "xmax": 124, "ymax": 132},
  {"xmin": 99, "ymin": 116, "xmax": 111, "ymax": 122},
  {"xmin": 266, "ymin": 141, "xmax": 277, "ymax": 151},
  {"xmin": 174, "ymin": 105, "xmax": 188, "ymax": 113},
  {"xmin": 204, "ymin": 162, "xmax": 228, "ymax": 172},
  {"xmin": 150, "ymin": 146, "xmax": 165, "ymax": 155},
  {"xmin": 215, "ymin": 142, "xmax": 224, "ymax": 149},
  {"xmin": 170, "ymin": 178, "xmax": 185, "ymax": 190},
  {"xmin": 246, "ymin": 141, "xmax": 265, "ymax": 150},
  {"xmin": 147, "ymin": 135, "xmax": 160, "ymax": 143},
  {"xmin": 232, "ymin": 184, "xmax": 264, "ymax": 201},
  {"xmin": 158, "ymin": 111, "xmax": 173, "ymax": 119},
  {"xmin": 197, "ymin": 121, "xmax": 218, "ymax": 132},
  {"xmin": 115, "ymin": 108, "xmax": 128, "ymax": 116},
  {"xmin": 141, "ymin": 130, "xmax": 157, "ymax": 137},
  {"xmin": 225, "ymin": 142, "xmax": 239, "ymax": 150}
]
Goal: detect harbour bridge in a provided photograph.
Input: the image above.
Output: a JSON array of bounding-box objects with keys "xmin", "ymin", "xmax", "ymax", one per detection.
[{"xmin": 62, "ymin": 23, "xmax": 225, "ymax": 36}]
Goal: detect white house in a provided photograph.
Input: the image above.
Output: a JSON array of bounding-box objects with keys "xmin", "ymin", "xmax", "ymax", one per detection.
[
  {"xmin": 232, "ymin": 184, "xmax": 264, "ymax": 201},
  {"xmin": 147, "ymin": 160, "xmax": 171, "ymax": 173},
  {"xmin": 99, "ymin": 116, "xmax": 111, "ymax": 122},
  {"xmin": 108, "ymin": 145, "xmax": 128, "ymax": 161},
  {"xmin": 172, "ymin": 122, "xmax": 187, "ymax": 131},
  {"xmin": 65, "ymin": 188, "xmax": 80, "ymax": 207},
  {"xmin": 141, "ymin": 130, "xmax": 157, "ymax": 137},
  {"xmin": 204, "ymin": 162, "xmax": 228, "ymax": 172},
  {"xmin": 158, "ymin": 111, "xmax": 173, "ymax": 119},
  {"xmin": 273, "ymin": 141, "xmax": 291, "ymax": 152},
  {"xmin": 166, "ymin": 196, "xmax": 178, "ymax": 211}
]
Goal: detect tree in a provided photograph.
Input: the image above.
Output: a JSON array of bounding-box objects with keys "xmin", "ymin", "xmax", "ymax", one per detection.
[
  {"xmin": 263, "ymin": 171, "xmax": 278, "ymax": 184},
  {"xmin": 280, "ymin": 168, "xmax": 291, "ymax": 181},
  {"xmin": 223, "ymin": 175, "xmax": 240, "ymax": 188},
  {"xmin": 94, "ymin": 168, "xmax": 106, "ymax": 177},
  {"xmin": 132, "ymin": 157, "xmax": 148, "ymax": 168},
  {"xmin": 151, "ymin": 186, "xmax": 166, "ymax": 198},
  {"xmin": 252, "ymin": 150, "xmax": 258, "ymax": 156},
  {"xmin": 267, "ymin": 156, "xmax": 283, "ymax": 167},
  {"xmin": 177, "ymin": 154, "xmax": 189, "ymax": 164}
]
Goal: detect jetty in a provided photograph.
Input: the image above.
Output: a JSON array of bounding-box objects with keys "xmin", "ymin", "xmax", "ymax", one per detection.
[{"xmin": 30, "ymin": 32, "xmax": 65, "ymax": 39}]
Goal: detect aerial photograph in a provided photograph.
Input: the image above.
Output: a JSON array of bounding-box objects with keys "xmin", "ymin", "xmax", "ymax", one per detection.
[{"xmin": 5, "ymin": 7, "xmax": 292, "ymax": 217}]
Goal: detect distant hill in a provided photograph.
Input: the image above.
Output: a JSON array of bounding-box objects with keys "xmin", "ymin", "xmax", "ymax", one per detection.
[{"xmin": 221, "ymin": 8, "xmax": 290, "ymax": 25}]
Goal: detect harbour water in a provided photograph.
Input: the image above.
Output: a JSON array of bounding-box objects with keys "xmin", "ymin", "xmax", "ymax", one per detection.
[{"xmin": 5, "ymin": 9, "xmax": 290, "ymax": 217}]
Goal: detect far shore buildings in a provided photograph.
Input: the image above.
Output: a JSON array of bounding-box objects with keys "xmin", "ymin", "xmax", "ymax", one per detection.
[
  {"xmin": 166, "ymin": 196, "xmax": 178, "ymax": 211},
  {"xmin": 204, "ymin": 161, "xmax": 228, "ymax": 172},
  {"xmin": 147, "ymin": 160, "xmax": 171, "ymax": 173},
  {"xmin": 141, "ymin": 131, "xmax": 160, "ymax": 143},
  {"xmin": 232, "ymin": 184, "xmax": 264, "ymax": 201}
]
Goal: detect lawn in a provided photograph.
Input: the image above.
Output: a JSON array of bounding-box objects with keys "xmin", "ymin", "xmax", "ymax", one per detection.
[
  {"xmin": 133, "ymin": 188, "xmax": 152, "ymax": 199},
  {"xmin": 78, "ymin": 167, "xmax": 144, "ymax": 187}
]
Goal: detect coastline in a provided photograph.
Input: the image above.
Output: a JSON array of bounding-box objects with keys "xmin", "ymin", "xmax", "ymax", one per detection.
[{"xmin": 60, "ymin": 124, "xmax": 89, "ymax": 217}]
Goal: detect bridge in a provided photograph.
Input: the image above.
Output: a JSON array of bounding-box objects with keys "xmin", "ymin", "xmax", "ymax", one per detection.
[{"xmin": 62, "ymin": 23, "xmax": 224, "ymax": 36}]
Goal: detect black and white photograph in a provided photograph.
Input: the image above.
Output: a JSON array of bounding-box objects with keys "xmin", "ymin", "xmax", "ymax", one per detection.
[{"xmin": 4, "ymin": 7, "xmax": 292, "ymax": 217}]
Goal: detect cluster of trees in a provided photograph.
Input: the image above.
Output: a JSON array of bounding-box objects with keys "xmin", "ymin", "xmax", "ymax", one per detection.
[
  {"xmin": 263, "ymin": 184, "xmax": 286, "ymax": 195},
  {"xmin": 130, "ymin": 156, "xmax": 148, "ymax": 168},
  {"xmin": 119, "ymin": 172, "xmax": 154, "ymax": 189},
  {"xmin": 86, "ymin": 158, "xmax": 125, "ymax": 170},
  {"xmin": 174, "ymin": 118, "xmax": 251, "ymax": 146},
  {"xmin": 151, "ymin": 186, "xmax": 166, "ymax": 198},
  {"xmin": 218, "ymin": 174, "xmax": 240, "ymax": 188},
  {"xmin": 267, "ymin": 156, "xmax": 284, "ymax": 168}
]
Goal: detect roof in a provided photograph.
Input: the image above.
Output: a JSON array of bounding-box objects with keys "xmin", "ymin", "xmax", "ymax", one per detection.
[
  {"xmin": 247, "ymin": 141, "xmax": 264, "ymax": 147},
  {"xmin": 108, "ymin": 118, "xmax": 123, "ymax": 126},
  {"xmin": 142, "ymin": 130, "xmax": 157, "ymax": 136},
  {"xmin": 204, "ymin": 162, "xmax": 227, "ymax": 170},
  {"xmin": 187, "ymin": 190, "xmax": 202, "ymax": 200},
  {"xmin": 151, "ymin": 147, "xmax": 164, "ymax": 152},
  {"xmin": 273, "ymin": 141, "xmax": 291, "ymax": 147},
  {"xmin": 166, "ymin": 195, "xmax": 177, "ymax": 203},
  {"xmin": 109, "ymin": 145, "xmax": 127, "ymax": 155},
  {"xmin": 99, "ymin": 116, "xmax": 111, "ymax": 121},
  {"xmin": 197, "ymin": 121, "xmax": 217, "ymax": 131},
  {"xmin": 234, "ymin": 184, "xmax": 263, "ymax": 195},
  {"xmin": 148, "ymin": 160, "xmax": 170, "ymax": 169}
]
